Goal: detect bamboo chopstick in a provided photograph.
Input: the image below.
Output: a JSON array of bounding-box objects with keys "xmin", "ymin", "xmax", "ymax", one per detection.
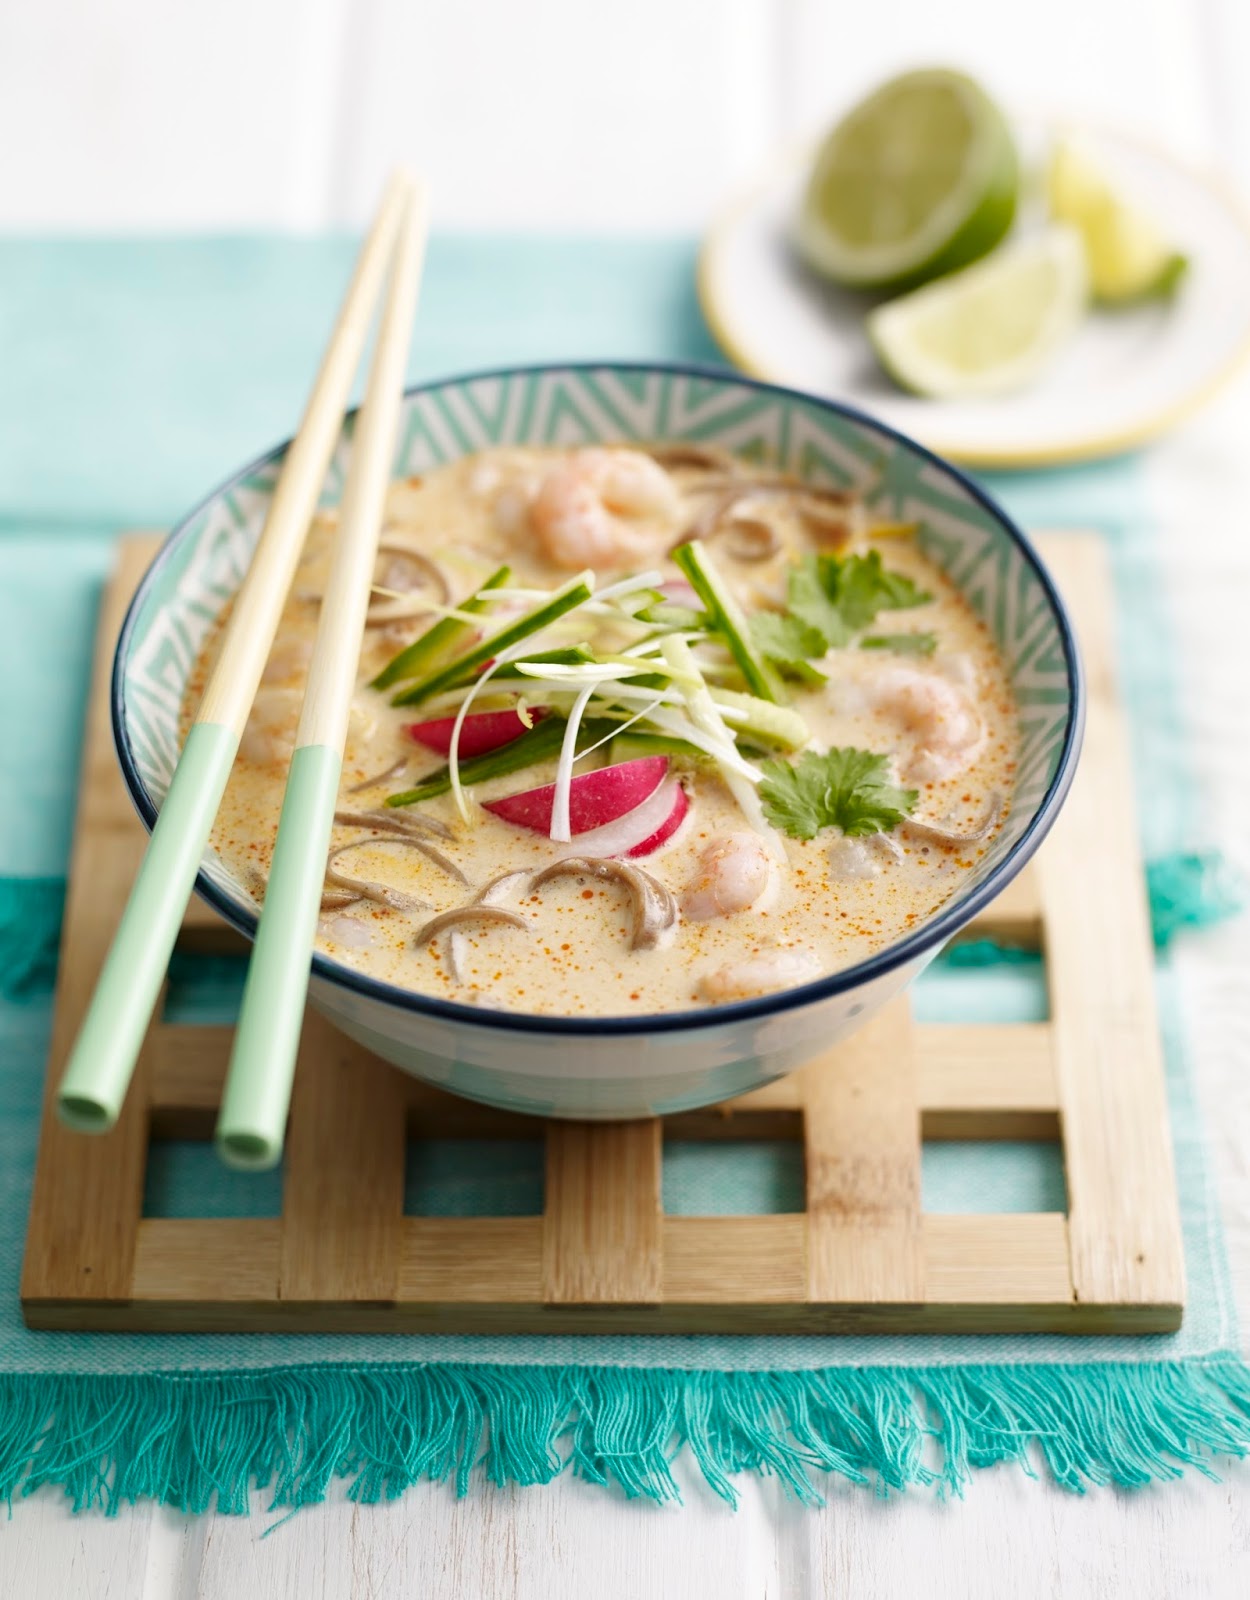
[
  {"xmin": 215, "ymin": 182, "xmax": 429, "ymax": 1170},
  {"xmin": 55, "ymin": 171, "xmax": 416, "ymax": 1135}
]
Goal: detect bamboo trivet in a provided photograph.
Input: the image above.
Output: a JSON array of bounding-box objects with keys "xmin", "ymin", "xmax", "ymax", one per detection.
[{"xmin": 21, "ymin": 533, "xmax": 1185, "ymax": 1335}]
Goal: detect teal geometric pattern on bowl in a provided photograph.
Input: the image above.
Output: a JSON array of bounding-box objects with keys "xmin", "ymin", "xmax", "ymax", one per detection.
[{"xmin": 120, "ymin": 363, "xmax": 1076, "ymax": 915}]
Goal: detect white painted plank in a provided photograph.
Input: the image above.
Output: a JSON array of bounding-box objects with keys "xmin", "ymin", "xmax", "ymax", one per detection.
[
  {"xmin": 129, "ymin": 1452, "xmax": 1250, "ymax": 1598},
  {"xmin": 152, "ymin": 1471, "xmax": 789, "ymax": 1599},
  {"xmin": 11, "ymin": 1449, "xmax": 1250, "ymax": 1599},
  {"xmin": 0, "ymin": 0, "xmax": 1235, "ymax": 230},
  {"xmin": 780, "ymin": 0, "xmax": 1219, "ymax": 165},
  {"xmin": 0, "ymin": 0, "xmax": 343, "ymax": 228},
  {"xmin": 805, "ymin": 1461, "xmax": 1250, "ymax": 1598},
  {"xmin": 291, "ymin": 0, "xmax": 779, "ymax": 229},
  {"xmin": 1192, "ymin": 0, "xmax": 1250, "ymax": 187},
  {"xmin": 0, "ymin": 1490, "xmax": 152, "ymax": 1599}
]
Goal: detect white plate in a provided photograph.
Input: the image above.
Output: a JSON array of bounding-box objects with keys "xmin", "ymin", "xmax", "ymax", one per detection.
[{"xmin": 698, "ymin": 122, "xmax": 1250, "ymax": 468}]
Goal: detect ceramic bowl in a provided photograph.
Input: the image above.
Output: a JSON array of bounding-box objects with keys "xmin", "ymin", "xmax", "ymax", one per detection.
[{"xmin": 113, "ymin": 363, "xmax": 1083, "ymax": 1119}]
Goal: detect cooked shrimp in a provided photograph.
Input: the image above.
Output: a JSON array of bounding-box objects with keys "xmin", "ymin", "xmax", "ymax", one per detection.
[
  {"xmin": 261, "ymin": 637, "xmax": 312, "ymax": 687},
  {"xmin": 934, "ymin": 651, "xmax": 977, "ymax": 690},
  {"xmin": 318, "ymin": 912, "xmax": 379, "ymax": 950},
  {"xmin": 827, "ymin": 832, "xmax": 902, "ymax": 881},
  {"xmin": 242, "ymin": 685, "xmax": 381, "ymax": 767},
  {"xmin": 527, "ymin": 448, "xmax": 679, "ymax": 570},
  {"xmin": 493, "ymin": 481, "xmax": 537, "ymax": 540},
  {"xmin": 239, "ymin": 687, "xmax": 301, "ymax": 764},
  {"xmin": 869, "ymin": 666, "xmax": 985, "ymax": 782},
  {"xmin": 468, "ymin": 459, "xmax": 502, "ymax": 497},
  {"xmin": 699, "ymin": 947, "xmax": 822, "ymax": 1002},
  {"xmin": 681, "ymin": 833, "xmax": 772, "ymax": 921}
]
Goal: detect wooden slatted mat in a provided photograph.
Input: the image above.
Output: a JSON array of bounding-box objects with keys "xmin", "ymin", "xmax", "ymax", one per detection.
[{"xmin": 20, "ymin": 533, "xmax": 1186, "ymax": 1335}]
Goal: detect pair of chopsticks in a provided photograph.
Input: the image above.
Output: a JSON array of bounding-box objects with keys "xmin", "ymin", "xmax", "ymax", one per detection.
[{"xmin": 57, "ymin": 171, "xmax": 429, "ymax": 1170}]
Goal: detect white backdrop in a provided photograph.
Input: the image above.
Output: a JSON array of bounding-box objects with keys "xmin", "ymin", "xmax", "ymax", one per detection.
[
  {"xmin": 1, "ymin": 0, "xmax": 1248, "ymax": 230},
  {"xmin": 5, "ymin": 4, "xmax": 1250, "ymax": 1594}
]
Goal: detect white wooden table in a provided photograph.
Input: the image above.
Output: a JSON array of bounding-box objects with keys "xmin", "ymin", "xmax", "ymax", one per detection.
[{"xmin": 4, "ymin": 1, "xmax": 1250, "ymax": 1593}]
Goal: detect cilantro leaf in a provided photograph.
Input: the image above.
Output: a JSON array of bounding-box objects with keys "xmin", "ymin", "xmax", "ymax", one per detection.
[
  {"xmin": 750, "ymin": 611, "xmax": 829, "ymax": 683},
  {"xmin": 778, "ymin": 551, "xmax": 932, "ymax": 662},
  {"xmin": 787, "ymin": 555, "xmax": 852, "ymax": 647},
  {"xmin": 736, "ymin": 550, "xmax": 935, "ymax": 692},
  {"xmin": 827, "ymin": 550, "xmax": 932, "ymax": 632},
  {"xmin": 758, "ymin": 748, "xmax": 918, "ymax": 841},
  {"xmin": 860, "ymin": 631, "xmax": 938, "ymax": 657}
]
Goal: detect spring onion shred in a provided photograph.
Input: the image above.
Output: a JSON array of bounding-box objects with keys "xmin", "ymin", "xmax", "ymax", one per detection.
[
  {"xmin": 660, "ymin": 636, "xmax": 783, "ymax": 858},
  {"xmin": 572, "ymin": 696, "xmax": 665, "ymax": 766},
  {"xmin": 637, "ymin": 705, "xmax": 761, "ymax": 779},
  {"xmin": 551, "ymin": 682, "xmax": 597, "ymax": 842},
  {"xmin": 424, "ymin": 569, "xmax": 781, "ymax": 836},
  {"xmin": 620, "ymin": 631, "xmax": 705, "ymax": 658},
  {"xmin": 496, "ymin": 675, "xmax": 760, "ymax": 779},
  {"xmin": 486, "ymin": 588, "xmax": 656, "ymax": 619},
  {"xmin": 505, "ymin": 676, "xmax": 676, "ymax": 704},
  {"xmin": 593, "ymin": 569, "xmax": 665, "ymax": 605},
  {"xmin": 446, "ymin": 642, "xmax": 530, "ymax": 822},
  {"xmin": 369, "ymin": 598, "xmax": 488, "ymax": 628},
  {"xmin": 474, "ymin": 587, "xmax": 556, "ymax": 603},
  {"xmin": 510, "ymin": 661, "xmax": 653, "ymax": 682},
  {"xmin": 445, "ymin": 573, "xmax": 603, "ymax": 820}
]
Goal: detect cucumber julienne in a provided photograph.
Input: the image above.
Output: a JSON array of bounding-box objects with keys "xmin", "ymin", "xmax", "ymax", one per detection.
[{"xmin": 374, "ymin": 528, "xmax": 934, "ymax": 844}]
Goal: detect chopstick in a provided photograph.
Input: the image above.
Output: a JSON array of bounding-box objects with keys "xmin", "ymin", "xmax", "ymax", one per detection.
[
  {"xmin": 215, "ymin": 182, "xmax": 429, "ymax": 1170},
  {"xmin": 56, "ymin": 171, "xmax": 416, "ymax": 1135}
]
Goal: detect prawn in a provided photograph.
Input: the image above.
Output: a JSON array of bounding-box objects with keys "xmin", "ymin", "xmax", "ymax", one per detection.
[
  {"xmin": 318, "ymin": 912, "xmax": 380, "ymax": 951},
  {"xmin": 261, "ymin": 637, "xmax": 312, "ymax": 687},
  {"xmin": 239, "ymin": 686, "xmax": 301, "ymax": 764},
  {"xmin": 827, "ymin": 832, "xmax": 902, "ymax": 881},
  {"xmin": 527, "ymin": 448, "xmax": 680, "ymax": 570},
  {"xmin": 868, "ymin": 666, "xmax": 984, "ymax": 783},
  {"xmin": 681, "ymin": 833, "xmax": 773, "ymax": 921},
  {"xmin": 699, "ymin": 947, "xmax": 822, "ymax": 1003},
  {"xmin": 240, "ymin": 686, "xmax": 378, "ymax": 768}
]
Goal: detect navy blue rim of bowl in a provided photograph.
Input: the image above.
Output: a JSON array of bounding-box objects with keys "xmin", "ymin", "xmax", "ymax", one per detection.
[{"xmin": 112, "ymin": 359, "xmax": 1085, "ymax": 1038}]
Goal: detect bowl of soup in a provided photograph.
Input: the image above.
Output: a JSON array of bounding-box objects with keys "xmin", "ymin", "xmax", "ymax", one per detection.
[{"xmin": 113, "ymin": 363, "xmax": 1082, "ymax": 1119}]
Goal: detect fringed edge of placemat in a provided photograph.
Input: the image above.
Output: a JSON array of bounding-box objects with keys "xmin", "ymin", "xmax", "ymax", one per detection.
[
  {"xmin": 0, "ymin": 877, "xmax": 65, "ymax": 998},
  {"xmin": 2, "ymin": 1357, "xmax": 1249, "ymax": 1514}
]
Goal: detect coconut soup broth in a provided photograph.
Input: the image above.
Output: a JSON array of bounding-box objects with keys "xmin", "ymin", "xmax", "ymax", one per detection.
[{"xmin": 183, "ymin": 445, "xmax": 1019, "ymax": 1017}]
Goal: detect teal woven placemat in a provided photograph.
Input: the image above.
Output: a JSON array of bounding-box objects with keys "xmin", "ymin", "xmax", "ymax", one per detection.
[{"xmin": 0, "ymin": 238, "xmax": 1247, "ymax": 1512}]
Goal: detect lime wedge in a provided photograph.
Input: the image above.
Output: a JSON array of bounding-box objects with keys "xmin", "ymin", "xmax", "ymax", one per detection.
[
  {"xmin": 866, "ymin": 227, "xmax": 1088, "ymax": 398},
  {"xmin": 1047, "ymin": 136, "xmax": 1188, "ymax": 303},
  {"xmin": 796, "ymin": 69, "xmax": 1019, "ymax": 292}
]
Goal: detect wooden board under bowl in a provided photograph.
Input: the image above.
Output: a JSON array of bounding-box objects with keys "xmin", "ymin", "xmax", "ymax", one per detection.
[{"xmin": 19, "ymin": 533, "xmax": 1185, "ymax": 1335}]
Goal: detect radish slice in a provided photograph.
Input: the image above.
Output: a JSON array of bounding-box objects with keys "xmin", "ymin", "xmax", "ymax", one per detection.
[
  {"xmin": 656, "ymin": 579, "xmax": 702, "ymax": 608},
  {"xmin": 626, "ymin": 780, "xmax": 689, "ymax": 858},
  {"xmin": 555, "ymin": 777, "xmax": 688, "ymax": 860},
  {"xmin": 406, "ymin": 707, "xmax": 544, "ymax": 758},
  {"xmin": 484, "ymin": 756, "xmax": 667, "ymax": 836}
]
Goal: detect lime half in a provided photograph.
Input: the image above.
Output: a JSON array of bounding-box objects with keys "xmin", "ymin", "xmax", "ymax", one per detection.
[
  {"xmin": 796, "ymin": 69, "xmax": 1019, "ymax": 292},
  {"xmin": 1048, "ymin": 136, "xmax": 1188, "ymax": 303},
  {"xmin": 867, "ymin": 226, "xmax": 1088, "ymax": 398}
]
